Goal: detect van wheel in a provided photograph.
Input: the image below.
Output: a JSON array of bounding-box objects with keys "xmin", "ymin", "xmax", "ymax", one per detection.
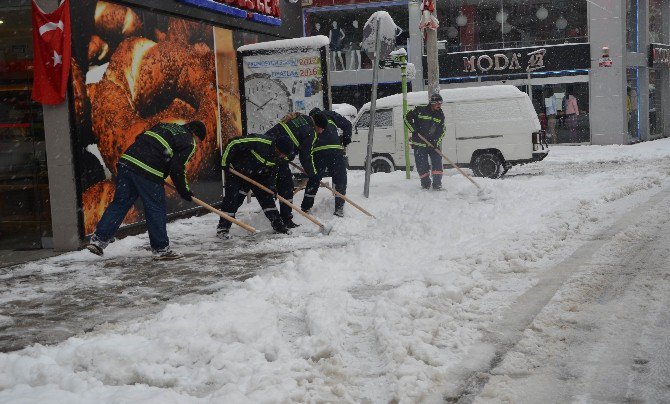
[
  {"xmin": 370, "ymin": 155, "xmax": 394, "ymax": 173},
  {"xmin": 472, "ymin": 152, "xmax": 503, "ymax": 179}
]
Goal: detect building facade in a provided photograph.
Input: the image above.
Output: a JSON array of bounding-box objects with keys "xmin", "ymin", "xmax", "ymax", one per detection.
[
  {"xmin": 308, "ymin": 0, "xmax": 669, "ymax": 146},
  {"xmin": 0, "ymin": 0, "xmax": 302, "ymax": 252}
]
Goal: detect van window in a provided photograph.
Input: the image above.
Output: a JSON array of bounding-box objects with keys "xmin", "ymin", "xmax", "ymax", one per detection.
[
  {"xmin": 452, "ymin": 100, "xmax": 522, "ymax": 122},
  {"xmin": 356, "ymin": 109, "xmax": 394, "ymax": 129}
]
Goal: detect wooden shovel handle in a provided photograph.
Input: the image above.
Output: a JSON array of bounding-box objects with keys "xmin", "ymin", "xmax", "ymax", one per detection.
[
  {"xmin": 228, "ymin": 168, "xmax": 327, "ymax": 230},
  {"xmin": 164, "ymin": 182, "xmax": 257, "ymax": 233},
  {"xmin": 288, "ymin": 160, "xmax": 376, "ymax": 218}
]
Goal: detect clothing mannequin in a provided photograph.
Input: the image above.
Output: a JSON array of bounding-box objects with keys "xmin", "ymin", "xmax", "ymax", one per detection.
[
  {"xmin": 347, "ymin": 20, "xmax": 362, "ymax": 70},
  {"xmin": 314, "ymin": 22, "xmax": 322, "ymax": 35},
  {"xmin": 329, "ymin": 21, "xmax": 345, "ymax": 71}
]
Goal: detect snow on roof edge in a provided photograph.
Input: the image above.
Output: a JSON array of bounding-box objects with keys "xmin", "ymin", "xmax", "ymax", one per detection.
[
  {"xmin": 238, "ymin": 35, "xmax": 330, "ymax": 52},
  {"xmin": 359, "ymin": 85, "xmax": 526, "ymax": 112}
]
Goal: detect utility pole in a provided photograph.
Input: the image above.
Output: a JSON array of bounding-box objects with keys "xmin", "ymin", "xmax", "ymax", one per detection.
[
  {"xmin": 363, "ymin": 18, "xmax": 382, "ymax": 198},
  {"xmin": 422, "ymin": 0, "xmax": 440, "ymax": 97}
]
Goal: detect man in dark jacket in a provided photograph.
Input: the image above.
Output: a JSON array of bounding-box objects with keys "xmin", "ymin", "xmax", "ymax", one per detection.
[
  {"xmin": 264, "ymin": 113, "xmax": 317, "ymax": 228},
  {"xmin": 300, "ymin": 112, "xmax": 348, "ymax": 217},
  {"xmin": 215, "ymin": 133, "xmax": 294, "ymax": 239},
  {"xmin": 404, "ymin": 93, "xmax": 446, "ymax": 190},
  {"xmin": 309, "ymin": 107, "xmax": 353, "ymax": 148},
  {"xmin": 86, "ymin": 121, "xmax": 206, "ymax": 260}
]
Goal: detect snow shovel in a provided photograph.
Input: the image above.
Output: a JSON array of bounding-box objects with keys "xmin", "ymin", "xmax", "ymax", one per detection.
[
  {"xmin": 164, "ymin": 182, "xmax": 257, "ymax": 234},
  {"xmin": 416, "ymin": 133, "xmax": 483, "ymax": 191},
  {"xmin": 228, "ymin": 168, "xmax": 333, "ymax": 235},
  {"xmin": 288, "ymin": 161, "xmax": 376, "ymax": 218}
]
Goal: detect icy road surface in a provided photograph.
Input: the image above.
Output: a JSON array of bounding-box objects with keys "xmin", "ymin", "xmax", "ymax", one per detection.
[{"xmin": 1, "ymin": 141, "xmax": 670, "ymax": 402}]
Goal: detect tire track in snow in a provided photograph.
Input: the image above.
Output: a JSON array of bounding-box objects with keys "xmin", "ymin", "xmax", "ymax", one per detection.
[{"xmin": 444, "ymin": 179, "xmax": 670, "ymax": 403}]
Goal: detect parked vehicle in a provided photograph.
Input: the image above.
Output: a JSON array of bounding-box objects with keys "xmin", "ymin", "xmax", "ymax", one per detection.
[{"xmin": 347, "ymin": 85, "xmax": 548, "ymax": 178}]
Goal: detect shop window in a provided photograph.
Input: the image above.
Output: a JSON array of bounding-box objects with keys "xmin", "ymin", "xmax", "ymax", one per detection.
[
  {"xmin": 627, "ymin": 68, "xmax": 640, "ymax": 141},
  {"xmin": 626, "ymin": 0, "xmax": 639, "ymax": 52},
  {"xmin": 0, "ymin": 5, "xmax": 51, "ymax": 250},
  {"xmin": 531, "ymin": 83, "xmax": 590, "ymax": 144},
  {"xmin": 304, "ymin": 4, "xmax": 409, "ymax": 71},
  {"xmin": 649, "ymin": 0, "xmax": 669, "ymax": 44},
  {"xmin": 438, "ymin": 0, "xmax": 588, "ymax": 52},
  {"xmin": 649, "ymin": 69, "xmax": 664, "ymax": 139}
]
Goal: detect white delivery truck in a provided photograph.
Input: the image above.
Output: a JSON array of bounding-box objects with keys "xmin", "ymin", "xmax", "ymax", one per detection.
[{"xmin": 347, "ymin": 85, "xmax": 548, "ymax": 178}]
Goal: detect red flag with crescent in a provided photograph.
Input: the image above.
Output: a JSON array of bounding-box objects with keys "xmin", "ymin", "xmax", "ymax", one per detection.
[{"xmin": 31, "ymin": 0, "xmax": 71, "ymax": 104}]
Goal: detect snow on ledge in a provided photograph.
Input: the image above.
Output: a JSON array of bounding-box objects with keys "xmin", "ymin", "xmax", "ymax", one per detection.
[{"xmin": 238, "ymin": 35, "xmax": 330, "ymax": 52}]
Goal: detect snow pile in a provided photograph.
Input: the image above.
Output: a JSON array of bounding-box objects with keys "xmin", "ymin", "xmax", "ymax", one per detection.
[
  {"xmin": 332, "ymin": 103, "xmax": 357, "ymax": 122},
  {"xmin": 1, "ymin": 140, "xmax": 670, "ymax": 402},
  {"xmin": 361, "ymin": 11, "xmax": 397, "ymax": 57}
]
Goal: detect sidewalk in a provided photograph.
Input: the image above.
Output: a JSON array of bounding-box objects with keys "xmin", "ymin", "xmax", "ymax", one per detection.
[{"xmin": 0, "ymin": 249, "xmax": 59, "ymax": 270}]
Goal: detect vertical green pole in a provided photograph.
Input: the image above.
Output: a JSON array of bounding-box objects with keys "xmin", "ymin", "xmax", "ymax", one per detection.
[{"xmin": 400, "ymin": 55, "xmax": 410, "ymax": 179}]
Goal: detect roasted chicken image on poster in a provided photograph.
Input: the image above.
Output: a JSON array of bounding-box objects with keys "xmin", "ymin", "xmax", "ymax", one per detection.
[{"xmin": 70, "ymin": 1, "xmax": 241, "ymax": 235}]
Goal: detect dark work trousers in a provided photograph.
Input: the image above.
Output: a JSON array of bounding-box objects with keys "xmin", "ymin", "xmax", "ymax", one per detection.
[
  {"xmin": 414, "ymin": 147, "xmax": 443, "ymax": 189},
  {"xmin": 276, "ymin": 162, "xmax": 294, "ymax": 221},
  {"xmin": 93, "ymin": 164, "xmax": 168, "ymax": 251},
  {"xmin": 300, "ymin": 150, "xmax": 347, "ymax": 212},
  {"xmin": 218, "ymin": 170, "xmax": 280, "ymax": 231}
]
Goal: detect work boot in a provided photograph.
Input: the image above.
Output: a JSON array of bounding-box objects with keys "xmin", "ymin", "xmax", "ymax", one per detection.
[
  {"xmin": 271, "ymin": 219, "xmax": 289, "ymax": 234},
  {"xmin": 216, "ymin": 227, "xmax": 231, "ymax": 240},
  {"xmin": 334, "ymin": 207, "xmax": 344, "ymax": 217},
  {"xmin": 283, "ymin": 218, "xmax": 300, "ymax": 229},
  {"xmin": 152, "ymin": 248, "xmax": 183, "ymax": 260},
  {"xmin": 85, "ymin": 243, "xmax": 104, "ymax": 256},
  {"xmin": 432, "ymin": 183, "xmax": 442, "ymax": 190}
]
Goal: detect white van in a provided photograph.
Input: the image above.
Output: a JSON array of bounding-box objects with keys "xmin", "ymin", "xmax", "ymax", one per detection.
[{"xmin": 347, "ymin": 85, "xmax": 548, "ymax": 178}]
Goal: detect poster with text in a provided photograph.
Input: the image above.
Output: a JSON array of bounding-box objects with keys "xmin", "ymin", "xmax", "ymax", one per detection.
[
  {"xmin": 70, "ymin": 1, "xmax": 235, "ymax": 236},
  {"xmin": 239, "ymin": 45, "xmax": 329, "ymax": 135}
]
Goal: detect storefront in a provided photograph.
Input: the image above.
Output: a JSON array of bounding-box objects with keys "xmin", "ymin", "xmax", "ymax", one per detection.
[
  {"xmin": 0, "ymin": 1, "xmax": 49, "ymax": 250},
  {"xmin": 0, "ymin": 0, "xmax": 302, "ymax": 252}
]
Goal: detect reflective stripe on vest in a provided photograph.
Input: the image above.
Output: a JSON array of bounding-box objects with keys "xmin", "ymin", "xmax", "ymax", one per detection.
[
  {"xmin": 120, "ymin": 154, "xmax": 164, "ymax": 178},
  {"xmin": 279, "ymin": 122, "xmax": 300, "ymax": 147},
  {"xmin": 221, "ymin": 137, "xmax": 272, "ymax": 166},
  {"xmin": 418, "ymin": 114, "xmax": 442, "ymax": 123},
  {"xmin": 145, "ymin": 131, "xmax": 173, "ymax": 157},
  {"xmin": 184, "ymin": 138, "xmax": 197, "ymax": 191},
  {"xmin": 312, "ymin": 144, "xmax": 344, "ymax": 153},
  {"xmin": 251, "ymin": 150, "xmax": 276, "ymax": 167}
]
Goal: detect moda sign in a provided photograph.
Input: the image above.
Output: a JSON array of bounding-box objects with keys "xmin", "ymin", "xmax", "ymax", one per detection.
[{"xmin": 437, "ymin": 43, "xmax": 590, "ymax": 78}]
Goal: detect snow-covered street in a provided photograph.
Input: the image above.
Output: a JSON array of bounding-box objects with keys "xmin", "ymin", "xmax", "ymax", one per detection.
[{"xmin": 1, "ymin": 140, "xmax": 670, "ymax": 403}]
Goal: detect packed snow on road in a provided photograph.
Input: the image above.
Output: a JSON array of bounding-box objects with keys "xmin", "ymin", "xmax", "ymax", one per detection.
[{"xmin": 1, "ymin": 140, "xmax": 670, "ymax": 402}]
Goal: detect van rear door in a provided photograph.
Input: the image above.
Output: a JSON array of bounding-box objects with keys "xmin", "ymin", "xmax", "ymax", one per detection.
[{"xmin": 354, "ymin": 108, "xmax": 396, "ymax": 155}]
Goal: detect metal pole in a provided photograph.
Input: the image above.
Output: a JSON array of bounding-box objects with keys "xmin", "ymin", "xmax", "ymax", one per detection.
[
  {"xmin": 425, "ymin": 1, "xmax": 440, "ymax": 96},
  {"xmin": 401, "ymin": 58, "xmax": 411, "ymax": 179},
  {"xmin": 363, "ymin": 18, "xmax": 382, "ymax": 198}
]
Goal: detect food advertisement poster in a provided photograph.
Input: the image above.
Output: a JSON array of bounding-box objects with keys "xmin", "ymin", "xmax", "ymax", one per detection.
[
  {"xmin": 238, "ymin": 44, "xmax": 330, "ymax": 135},
  {"xmin": 70, "ymin": 1, "xmax": 242, "ymax": 236}
]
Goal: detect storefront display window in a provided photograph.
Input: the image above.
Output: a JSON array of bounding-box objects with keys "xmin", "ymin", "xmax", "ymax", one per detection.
[
  {"xmin": 626, "ymin": 0, "xmax": 639, "ymax": 52},
  {"xmin": 0, "ymin": 5, "xmax": 51, "ymax": 249},
  {"xmin": 438, "ymin": 0, "xmax": 587, "ymax": 52},
  {"xmin": 649, "ymin": 0, "xmax": 669, "ymax": 44},
  {"xmin": 649, "ymin": 69, "xmax": 663, "ymax": 138},
  {"xmin": 531, "ymin": 83, "xmax": 590, "ymax": 144},
  {"xmin": 304, "ymin": 3, "xmax": 408, "ymax": 71},
  {"xmin": 627, "ymin": 68, "xmax": 640, "ymax": 140}
]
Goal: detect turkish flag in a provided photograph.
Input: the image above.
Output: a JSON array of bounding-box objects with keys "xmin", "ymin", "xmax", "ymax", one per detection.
[{"xmin": 31, "ymin": 0, "xmax": 71, "ymax": 105}]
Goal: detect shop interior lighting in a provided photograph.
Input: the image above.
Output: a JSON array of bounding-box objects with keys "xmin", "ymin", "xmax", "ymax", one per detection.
[
  {"xmin": 555, "ymin": 15, "xmax": 568, "ymax": 30},
  {"xmin": 496, "ymin": 10, "xmax": 508, "ymax": 24},
  {"xmin": 536, "ymin": 6, "xmax": 548, "ymax": 20},
  {"xmin": 456, "ymin": 11, "xmax": 467, "ymax": 26},
  {"xmin": 447, "ymin": 26, "xmax": 458, "ymax": 38}
]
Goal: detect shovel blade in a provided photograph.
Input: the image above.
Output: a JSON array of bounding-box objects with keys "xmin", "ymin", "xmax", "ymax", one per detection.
[{"xmin": 320, "ymin": 224, "xmax": 334, "ymax": 235}]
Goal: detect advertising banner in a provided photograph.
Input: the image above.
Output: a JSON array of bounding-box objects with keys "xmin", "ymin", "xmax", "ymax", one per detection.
[
  {"xmin": 70, "ymin": 1, "xmax": 241, "ymax": 236},
  {"xmin": 238, "ymin": 38, "xmax": 330, "ymax": 135}
]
